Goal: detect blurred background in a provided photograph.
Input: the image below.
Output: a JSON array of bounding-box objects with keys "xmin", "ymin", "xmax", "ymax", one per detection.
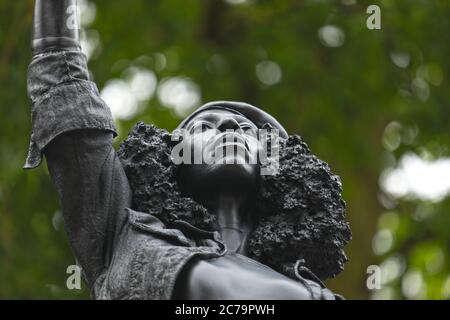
[{"xmin": 1, "ymin": 0, "xmax": 449, "ymax": 299}]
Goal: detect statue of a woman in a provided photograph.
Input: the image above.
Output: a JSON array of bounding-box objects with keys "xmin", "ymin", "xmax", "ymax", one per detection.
[{"xmin": 25, "ymin": 0, "xmax": 351, "ymax": 299}]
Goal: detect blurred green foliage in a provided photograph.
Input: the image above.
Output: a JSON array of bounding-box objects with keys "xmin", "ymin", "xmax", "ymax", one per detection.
[{"xmin": 0, "ymin": 0, "xmax": 449, "ymax": 299}]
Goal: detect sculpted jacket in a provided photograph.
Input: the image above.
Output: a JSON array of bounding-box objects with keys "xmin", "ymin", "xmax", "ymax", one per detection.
[{"xmin": 25, "ymin": 49, "xmax": 339, "ymax": 300}]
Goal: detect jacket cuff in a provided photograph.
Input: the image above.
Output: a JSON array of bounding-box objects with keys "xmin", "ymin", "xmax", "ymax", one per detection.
[{"xmin": 24, "ymin": 51, "xmax": 117, "ymax": 169}]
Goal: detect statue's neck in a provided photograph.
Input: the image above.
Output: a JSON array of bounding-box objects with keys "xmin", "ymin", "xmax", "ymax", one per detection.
[{"xmin": 212, "ymin": 194, "xmax": 253, "ymax": 255}]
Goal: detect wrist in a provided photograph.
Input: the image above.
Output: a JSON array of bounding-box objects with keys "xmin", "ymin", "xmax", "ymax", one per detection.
[{"xmin": 32, "ymin": 0, "xmax": 81, "ymax": 55}]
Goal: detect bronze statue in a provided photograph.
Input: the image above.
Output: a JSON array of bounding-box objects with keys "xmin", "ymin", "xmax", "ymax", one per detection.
[{"xmin": 25, "ymin": 0, "xmax": 351, "ymax": 299}]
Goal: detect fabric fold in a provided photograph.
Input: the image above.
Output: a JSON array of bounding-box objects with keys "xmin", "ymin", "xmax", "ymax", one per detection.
[{"xmin": 24, "ymin": 50, "xmax": 117, "ymax": 169}]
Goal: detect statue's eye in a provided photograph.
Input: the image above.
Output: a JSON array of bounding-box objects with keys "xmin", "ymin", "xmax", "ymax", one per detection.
[
  {"xmin": 190, "ymin": 122, "xmax": 212, "ymax": 133},
  {"xmin": 240, "ymin": 123, "xmax": 253, "ymax": 130},
  {"xmin": 201, "ymin": 123, "xmax": 212, "ymax": 131},
  {"xmin": 239, "ymin": 123, "xmax": 256, "ymax": 135}
]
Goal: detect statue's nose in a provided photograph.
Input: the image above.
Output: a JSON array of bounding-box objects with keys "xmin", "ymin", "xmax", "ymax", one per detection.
[{"xmin": 217, "ymin": 117, "xmax": 241, "ymax": 132}]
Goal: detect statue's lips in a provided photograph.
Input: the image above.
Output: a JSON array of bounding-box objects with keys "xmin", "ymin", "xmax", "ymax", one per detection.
[{"xmin": 206, "ymin": 132, "xmax": 250, "ymax": 157}]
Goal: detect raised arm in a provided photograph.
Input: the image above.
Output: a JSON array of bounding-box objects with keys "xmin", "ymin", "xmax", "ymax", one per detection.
[
  {"xmin": 26, "ymin": 0, "xmax": 131, "ymax": 288},
  {"xmin": 31, "ymin": 0, "xmax": 80, "ymax": 55}
]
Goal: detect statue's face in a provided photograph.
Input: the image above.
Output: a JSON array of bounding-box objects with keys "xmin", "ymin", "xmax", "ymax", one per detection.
[{"xmin": 176, "ymin": 109, "xmax": 262, "ymax": 197}]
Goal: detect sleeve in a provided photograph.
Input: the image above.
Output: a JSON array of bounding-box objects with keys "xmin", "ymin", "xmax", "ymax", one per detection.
[
  {"xmin": 24, "ymin": 50, "xmax": 131, "ymax": 287},
  {"xmin": 45, "ymin": 130, "xmax": 132, "ymax": 288},
  {"xmin": 24, "ymin": 50, "xmax": 117, "ymax": 169}
]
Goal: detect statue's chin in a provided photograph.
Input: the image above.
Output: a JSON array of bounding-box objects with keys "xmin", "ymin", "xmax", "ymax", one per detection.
[
  {"xmin": 207, "ymin": 163, "xmax": 258, "ymax": 186},
  {"xmin": 178, "ymin": 163, "xmax": 259, "ymax": 198}
]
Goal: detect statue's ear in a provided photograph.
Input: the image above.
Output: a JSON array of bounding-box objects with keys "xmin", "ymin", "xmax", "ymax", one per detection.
[{"xmin": 169, "ymin": 129, "xmax": 184, "ymax": 147}]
